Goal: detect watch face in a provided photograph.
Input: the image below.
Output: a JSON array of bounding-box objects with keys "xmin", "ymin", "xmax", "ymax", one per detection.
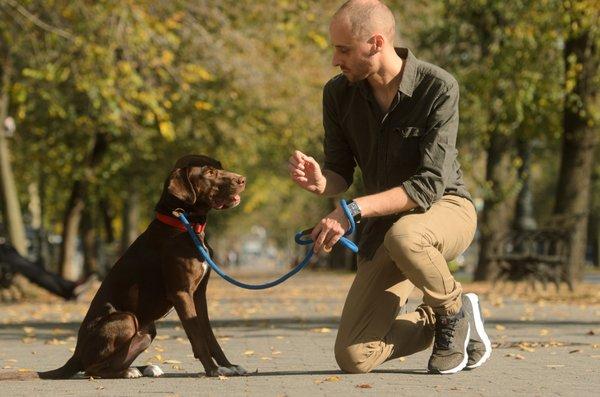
[{"xmin": 348, "ymin": 201, "xmax": 361, "ymax": 218}]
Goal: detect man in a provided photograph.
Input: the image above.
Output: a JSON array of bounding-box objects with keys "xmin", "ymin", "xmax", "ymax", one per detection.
[
  {"xmin": 288, "ymin": 0, "xmax": 491, "ymax": 374},
  {"xmin": 0, "ymin": 240, "xmax": 94, "ymax": 301}
]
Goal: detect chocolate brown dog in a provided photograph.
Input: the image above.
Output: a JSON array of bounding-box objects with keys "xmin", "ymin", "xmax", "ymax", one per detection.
[{"xmin": 37, "ymin": 154, "xmax": 247, "ymax": 379}]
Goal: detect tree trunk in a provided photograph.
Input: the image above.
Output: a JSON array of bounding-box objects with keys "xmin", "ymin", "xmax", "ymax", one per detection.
[
  {"xmin": 0, "ymin": 53, "xmax": 28, "ymax": 256},
  {"xmin": 99, "ymin": 198, "xmax": 115, "ymax": 244},
  {"xmin": 514, "ymin": 138, "xmax": 537, "ymax": 231},
  {"xmin": 120, "ymin": 188, "xmax": 139, "ymax": 253},
  {"xmin": 554, "ymin": 26, "xmax": 598, "ymax": 281},
  {"xmin": 475, "ymin": 132, "xmax": 518, "ymax": 281},
  {"xmin": 58, "ymin": 132, "xmax": 108, "ymax": 279},
  {"xmin": 81, "ymin": 209, "xmax": 98, "ymax": 276}
]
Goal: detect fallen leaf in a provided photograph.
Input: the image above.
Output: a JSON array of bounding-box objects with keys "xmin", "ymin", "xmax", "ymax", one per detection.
[
  {"xmin": 163, "ymin": 359, "xmax": 181, "ymax": 364},
  {"xmin": 356, "ymin": 383, "xmax": 372, "ymax": 388},
  {"xmin": 311, "ymin": 328, "xmax": 332, "ymax": 333},
  {"xmin": 45, "ymin": 338, "xmax": 66, "ymax": 345},
  {"xmin": 586, "ymin": 330, "xmax": 596, "ymax": 336},
  {"xmin": 546, "ymin": 364, "xmax": 565, "ymax": 368},
  {"xmin": 21, "ymin": 337, "xmax": 36, "ymax": 344},
  {"xmin": 271, "ymin": 350, "xmax": 282, "ymax": 355},
  {"xmin": 515, "ymin": 354, "xmax": 525, "ymax": 360},
  {"xmin": 260, "ymin": 357, "xmax": 273, "ymax": 361},
  {"xmin": 539, "ymin": 329, "xmax": 550, "ymax": 336},
  {"xmin": 218, "ymin": 375, "xmax": 229, "ymax": 380},
  {"xmin": 495, "ymin": 325, "xmax": 506, "ymax": 331},
  {"xmin": 155, "ymin": 335, "xmax": 170, "ymax": 340},
  {"xmin": 243, "ymin": 350, "xmax": 255, "ymax": 356},
  {"xmin": 18, "ymin": 368, "xmax": 32, "ymax": 372},
  {"xmin": 22, "ymin": 327, "xmax": 35, "ymax": 335},
  {"xmin": 569, "ymin": 349, "xmax": 582, "ymax": 354}
]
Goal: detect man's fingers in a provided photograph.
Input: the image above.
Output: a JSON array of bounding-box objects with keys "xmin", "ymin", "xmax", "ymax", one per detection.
[{"xmin": 288, "ymin": 157, "xmax": 305, "ymax": 171}]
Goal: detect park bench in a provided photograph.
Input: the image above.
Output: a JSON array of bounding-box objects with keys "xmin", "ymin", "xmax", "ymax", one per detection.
[{"xmin": 489, "ymin": 222, "xmax": 574, "ymax": 291}]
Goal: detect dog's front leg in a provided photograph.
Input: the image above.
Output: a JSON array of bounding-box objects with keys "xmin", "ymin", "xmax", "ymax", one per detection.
[
  {"xmin": 194, "ymin": 273, "xmax": 247, "ymax": 376},
  {"xmin": 170, "ymin": 291, "xmax": 234, "ymax": 377}
]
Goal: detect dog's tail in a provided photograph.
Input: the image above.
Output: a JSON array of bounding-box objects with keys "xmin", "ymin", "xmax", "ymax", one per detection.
[
  {"xmin": 0, "ymin": 356, "xmax": 85, "ymax": 380},
  {"xmin": 0, "ymin": 356, "xmax": 81, "ymax": 380},
  {"xmin": 37, "ymin": 356, "xmax": 82, "ymax": 379}
]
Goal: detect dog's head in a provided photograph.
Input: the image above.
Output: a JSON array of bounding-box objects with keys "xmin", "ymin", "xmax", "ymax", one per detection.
[{"xmin": 157, "ymin": 154, "xmax": 246, "ymax": 215}]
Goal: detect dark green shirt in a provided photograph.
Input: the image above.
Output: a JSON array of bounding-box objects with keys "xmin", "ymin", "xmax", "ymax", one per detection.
[{"xmin": 322, "ymin": 48, "xmax": 472, "ymax": 260}]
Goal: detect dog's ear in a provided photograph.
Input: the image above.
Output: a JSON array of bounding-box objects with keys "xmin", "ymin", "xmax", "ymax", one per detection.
[{"xmin": 167, "ymin": 167, "xmax": 196, "ymax": 205}]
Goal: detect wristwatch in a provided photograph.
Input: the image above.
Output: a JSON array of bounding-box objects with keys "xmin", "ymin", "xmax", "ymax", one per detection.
[{"xmin": 346, "ymin": 200, "xmax": 362, "ymax": 223}]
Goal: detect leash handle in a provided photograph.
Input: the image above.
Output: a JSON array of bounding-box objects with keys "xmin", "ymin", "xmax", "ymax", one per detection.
[{"xmin": 294, "ymin": 199, "xmax": 358, "ymax": 253}]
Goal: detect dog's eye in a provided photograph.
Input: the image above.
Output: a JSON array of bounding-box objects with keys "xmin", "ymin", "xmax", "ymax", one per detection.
[{"xmin": 204, "ymin": 167, "xmax": 216, "ymax": 176}]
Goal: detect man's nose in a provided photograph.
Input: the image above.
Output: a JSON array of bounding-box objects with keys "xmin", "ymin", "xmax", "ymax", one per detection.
[{"xmin": 332, "ymin": 53, "xmax": 340, "ymax": 67}]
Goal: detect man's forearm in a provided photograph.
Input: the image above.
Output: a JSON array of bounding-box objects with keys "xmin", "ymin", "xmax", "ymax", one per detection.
[
  {"xmin": 354, "ymin": 187, "xmax": 418, "ymax": 218},
  {"xmin": 320, "ymin": 169, "xmax": 349, "ymax": 197}
]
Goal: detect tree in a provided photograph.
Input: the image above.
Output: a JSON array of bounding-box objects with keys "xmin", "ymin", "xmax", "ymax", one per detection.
[{"xmin": 554, "ymin": 0, "xmax": 599, "ymax": 280}]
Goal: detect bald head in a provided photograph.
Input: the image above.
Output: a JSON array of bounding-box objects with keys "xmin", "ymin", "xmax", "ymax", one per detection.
[{"xmin": 332, "ymin": 0, "xmax": 396, "ymax": 44}]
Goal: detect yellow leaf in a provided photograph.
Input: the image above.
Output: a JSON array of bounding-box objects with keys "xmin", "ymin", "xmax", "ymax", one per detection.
[
  {"xmin": 163, "ymin": 359, "xmax": 181, "ymax": 364},
  {"xmin": 158, "ymin": 121, "xmax": 175, "ymax": 141},
  {"xmin": 194, "ymin": 101, "xmax": 213, "ymax": 111},
  {"xmin": 495, "ymin": 324, "xmax": 506, "ymax": 331},
  {"xmin": 243, "ymin": 350, "xmax": 255, "ymax": 356}
]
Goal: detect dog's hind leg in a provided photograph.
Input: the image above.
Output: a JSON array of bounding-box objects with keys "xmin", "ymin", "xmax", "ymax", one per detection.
[{"xmin": 81, "ymin": 312, "xmax": 153, "ymax": 378}]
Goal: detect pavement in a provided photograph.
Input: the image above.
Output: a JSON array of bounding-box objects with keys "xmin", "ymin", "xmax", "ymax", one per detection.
[{"xmin": 0, "ymin": 268, "xmax": 599, "ymax": 396}]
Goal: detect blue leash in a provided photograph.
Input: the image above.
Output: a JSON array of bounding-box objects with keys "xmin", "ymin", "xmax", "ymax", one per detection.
[{"xmin": 177, "ymin": 199, "xmax": 359, "ymax": 290}]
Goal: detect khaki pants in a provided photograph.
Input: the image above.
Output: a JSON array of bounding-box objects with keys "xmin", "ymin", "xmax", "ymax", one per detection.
[{"xmin": 334, "ymin": 195, "xmax": 477, "ymax": 373}]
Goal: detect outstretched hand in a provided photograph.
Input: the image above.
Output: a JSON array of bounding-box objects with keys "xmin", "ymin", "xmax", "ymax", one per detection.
[{"xmin": 288, "ymin": 150, "xmax": 326, "ymax": 194}]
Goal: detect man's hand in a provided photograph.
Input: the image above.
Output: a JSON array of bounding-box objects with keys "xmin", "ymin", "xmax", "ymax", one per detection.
[
  {"xmin": 288, "ymin": 150, "xmax": 326, "ymax": 195},
  {"xmin": 311, "ymin": 206, "xmax": 350, "ymax": 254}
]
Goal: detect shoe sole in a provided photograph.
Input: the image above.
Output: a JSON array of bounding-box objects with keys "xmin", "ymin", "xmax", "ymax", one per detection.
[{"xmin": 465, "ymin": 293, "xmax": 492, "ymax": 369}]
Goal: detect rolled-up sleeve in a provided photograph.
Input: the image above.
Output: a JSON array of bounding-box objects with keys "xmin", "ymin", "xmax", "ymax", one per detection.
[
  {"xmin": 322, "ymin": 83, "xmax": 356, "ymax": 188},
  {"xmin": 402, "ymin": 82, "xmax": 459, "ymax": 211}
]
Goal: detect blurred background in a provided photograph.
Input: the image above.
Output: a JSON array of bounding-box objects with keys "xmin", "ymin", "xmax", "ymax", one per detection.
[{"xmin": 0, "ymin": 0, "xmax": 597, "ymax": 288}]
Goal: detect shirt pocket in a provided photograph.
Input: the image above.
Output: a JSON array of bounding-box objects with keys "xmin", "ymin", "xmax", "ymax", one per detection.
[{"xmin": 386, "ymin": 126, "xmax": 424, "ymax": 184}]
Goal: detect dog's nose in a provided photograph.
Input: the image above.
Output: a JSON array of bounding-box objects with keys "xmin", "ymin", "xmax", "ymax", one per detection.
[{"xmin": 236, "ymin": 176, "xmax": 246, "ymax": 186}]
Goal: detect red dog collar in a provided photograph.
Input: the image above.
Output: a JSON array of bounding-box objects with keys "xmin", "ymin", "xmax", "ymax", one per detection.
[{"xmin": 156, "ymin": 212, "xmax": 206, "ymax": 234}]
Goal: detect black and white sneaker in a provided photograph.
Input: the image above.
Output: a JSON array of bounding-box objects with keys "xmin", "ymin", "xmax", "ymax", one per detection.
[
  {"xmin": 462, "ymin": 293, "xmax": 492, "ymax": 369},
  {"xmin": 428, "ymin": 309, "xmax": 470, "ymax": 374}
]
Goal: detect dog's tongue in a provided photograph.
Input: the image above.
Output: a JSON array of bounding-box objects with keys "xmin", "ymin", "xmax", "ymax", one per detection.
[{"xmin": 213, "ymin": 195, "xmax": 240, "ymax": 209}]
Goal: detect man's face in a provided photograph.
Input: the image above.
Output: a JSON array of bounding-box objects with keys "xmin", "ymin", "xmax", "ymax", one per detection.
[{"xmin": 329, "ymin": 19, "xmax": 375, "ymax": 82}]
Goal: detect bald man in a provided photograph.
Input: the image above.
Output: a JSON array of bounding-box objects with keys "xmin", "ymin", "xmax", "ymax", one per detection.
[{"xmin": 288, "ymin": 0, "xmax": 491, "ymax": 374}]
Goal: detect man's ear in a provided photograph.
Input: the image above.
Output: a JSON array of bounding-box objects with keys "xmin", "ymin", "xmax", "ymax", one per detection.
[{"xmin": 167, "ymin": 167, "xmax": 196, "ymax": 205}]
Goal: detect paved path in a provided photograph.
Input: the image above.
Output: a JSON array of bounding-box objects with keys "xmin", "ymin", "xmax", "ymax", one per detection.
[{"xmin": 0, "ymin": 270, "xmax": 599, "ymax": 396}]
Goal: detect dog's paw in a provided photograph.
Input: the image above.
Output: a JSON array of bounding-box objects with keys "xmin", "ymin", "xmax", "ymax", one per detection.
[
  {"xmin": 142, "ymin": 365, "xmax": 163, "ymax": 377},
  {"xmin": 229, "ymin": 365, "xmax": 247, "ymax": 375},
  {"xmin": 124, "ymin": 367, "xmax": 143, "ymax": 379},
  {"xmin": 208, "ymin": 366, "xmax": 236, "ymax": 377}
]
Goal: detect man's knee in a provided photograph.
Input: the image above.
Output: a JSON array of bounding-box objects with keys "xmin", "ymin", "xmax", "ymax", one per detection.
[
  {"xmin": 383, "ymin": 220, "xmax": 426, "ymax": 263},
  {"xmin": 334, "ymin": 342, "xmax": 377, "ymax": 374}
]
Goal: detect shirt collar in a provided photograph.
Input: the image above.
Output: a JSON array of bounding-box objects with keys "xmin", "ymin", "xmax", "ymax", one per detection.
[
  {"xmin": 396, "ymin": 47, "xmax": 418, "ymax": 97},
  {"xmin": 357, "ymin": 47, "xmax": 419, "ymax": 99}
]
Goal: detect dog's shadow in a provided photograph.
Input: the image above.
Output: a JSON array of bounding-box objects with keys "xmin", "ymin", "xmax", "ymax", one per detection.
[{"xmin": 160, "ymin": 368, "xmax": 429, "ymax": 378}]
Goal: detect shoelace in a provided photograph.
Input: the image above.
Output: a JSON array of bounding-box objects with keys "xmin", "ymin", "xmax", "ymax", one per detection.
[{"xmin": 434, "ymin": 315, "xmax": 459, "ymax": 350}]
